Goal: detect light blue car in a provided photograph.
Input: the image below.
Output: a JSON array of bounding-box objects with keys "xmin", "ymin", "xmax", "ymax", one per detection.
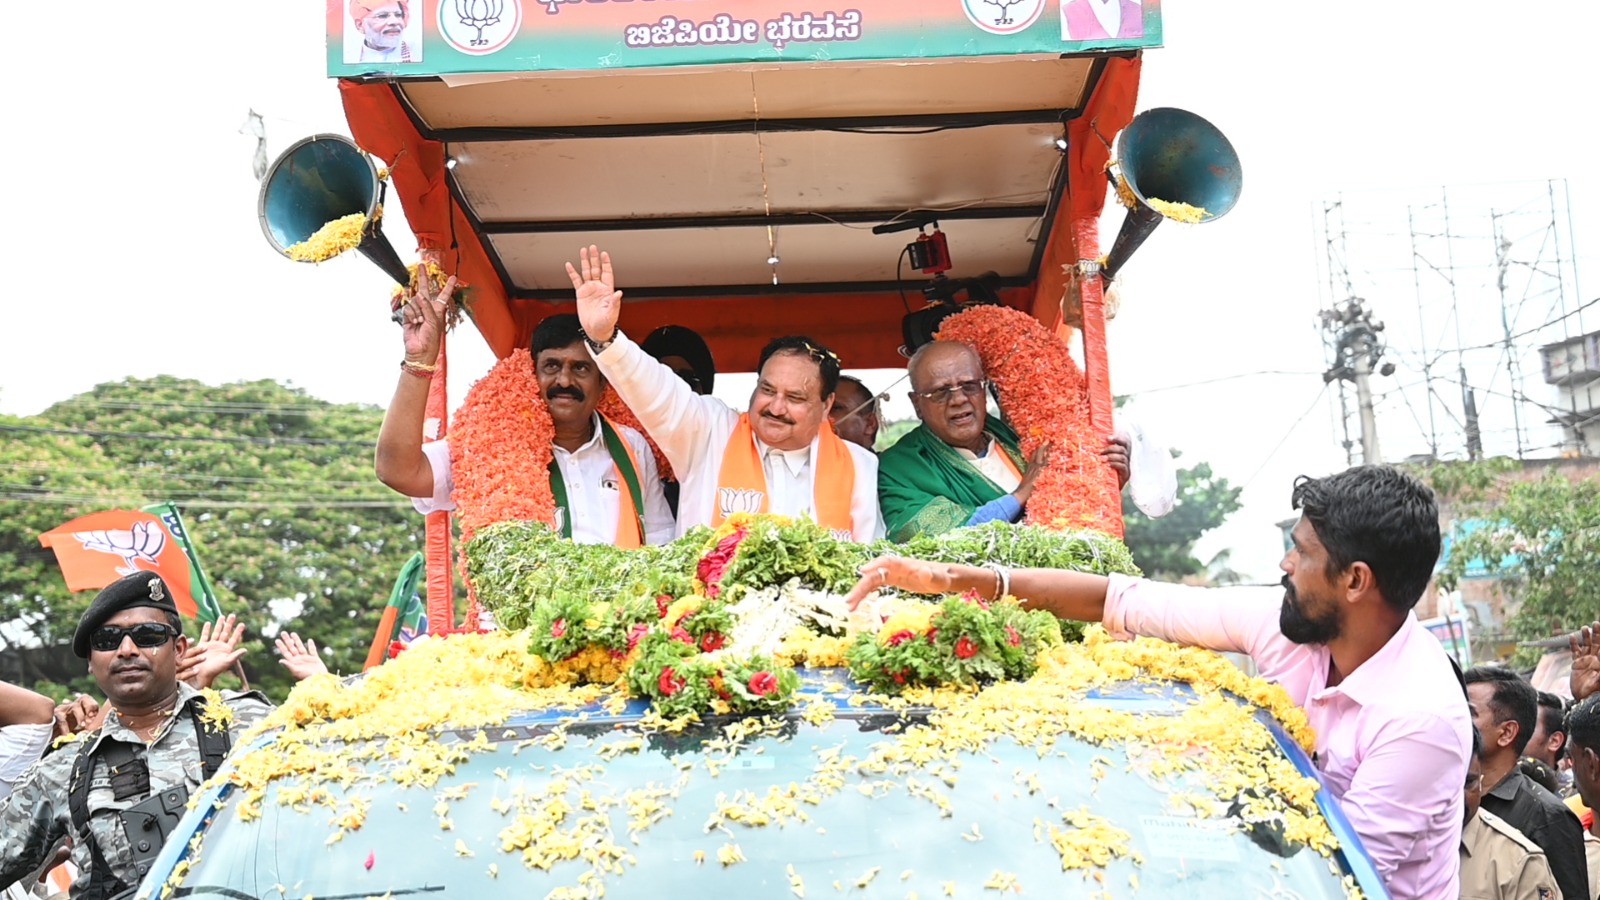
[{"xmin": 138, "ymin": 671, "xmax": 1387, "ymax": 900}]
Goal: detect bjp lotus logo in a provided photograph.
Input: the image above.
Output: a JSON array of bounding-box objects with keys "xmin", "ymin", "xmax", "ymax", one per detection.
[
  {"xmin": 717, "ymin": 488, "xmax": 765, "ymax": 518},
  {"xmin": 72, "ymin": 521, "xmax": 167, "ymax": 577},
  {"xmin": 439, "ymin": 0, "xmax": 522, "ymax": 55}
]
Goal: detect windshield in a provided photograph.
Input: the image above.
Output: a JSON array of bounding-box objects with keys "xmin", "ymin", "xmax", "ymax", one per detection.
[{"xmin": 171, "ymin": 703, "xmax": 1355, "ymax": 899}]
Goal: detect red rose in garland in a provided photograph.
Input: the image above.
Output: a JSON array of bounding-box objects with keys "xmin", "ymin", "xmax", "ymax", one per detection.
[
  {"xmin": 937, "ymin": 305, "xmax": 1120, "ymax": 534},
  {"xmin": 747, "ymin": 671, "xmax": 779, "ymax": 696},
  {"xmin": 658, "ymin": 666, "xmax": 685, "ymax": 696},
  {"xmin": 954, "ymin": 635, "xmax": 979, "ymax": 659}
]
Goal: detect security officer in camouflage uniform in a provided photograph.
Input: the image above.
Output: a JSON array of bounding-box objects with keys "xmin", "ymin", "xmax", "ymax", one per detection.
[{"xmin": 0, "ymin": 573, "xmax": 271, "ymax": 900}]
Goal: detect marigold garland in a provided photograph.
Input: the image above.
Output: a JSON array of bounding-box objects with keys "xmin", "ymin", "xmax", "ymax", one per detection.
[
  {"xmin": 596, "ymin": 387, "xmax": 673, "ymax": 481},
  {"xmin": 448, "ymin": 349, "xmax": 557, "ymax": 540},
  {"xmin": 936, "ymin": 305, "xmax": 1120, "ymax": 534},
  {"xmin": 447, "ymin": 352, "xmax": 673, "ymax": 539}
]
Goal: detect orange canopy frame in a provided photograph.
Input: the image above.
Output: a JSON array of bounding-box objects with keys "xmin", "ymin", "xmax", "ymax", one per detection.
[{"xmin": 339, "ymin": 54, "xmax": 1142, "ymax": 629}]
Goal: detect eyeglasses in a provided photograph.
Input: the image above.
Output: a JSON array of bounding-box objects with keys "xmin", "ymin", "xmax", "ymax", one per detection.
[
  {"xmin": 1464, "ymin": 772, "xmax": 1484, "ymax": 791},
  {"xmin": 912, "ymin": 379, "xmax": 988, "ymax": 405},
  {"xmin": 90, "ymin": 623, "xmax": 178, "ymax": 653}
]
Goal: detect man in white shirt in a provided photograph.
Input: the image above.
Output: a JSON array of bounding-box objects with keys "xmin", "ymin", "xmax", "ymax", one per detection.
[
  {"xmin": 377, "ymin": 284, "xmax": 673, "ymax": 546},
  {"xmin": 568, "ymin": 246, "xmax": 883, "ymax": 541}
]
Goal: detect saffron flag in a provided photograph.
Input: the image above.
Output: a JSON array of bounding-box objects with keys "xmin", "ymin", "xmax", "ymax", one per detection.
[
  {"xmin": 363, "ymin": 552, "xmax": 428, "ymax": 671},
  {"xmin": 38, "ymin": 503, "xmax": 223, "ymax": 622}
]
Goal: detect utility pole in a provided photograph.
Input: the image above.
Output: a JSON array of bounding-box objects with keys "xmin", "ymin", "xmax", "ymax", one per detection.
[{"xmin": 1321, "ymin": 298, "xmax": 1394, "ymax": 464}]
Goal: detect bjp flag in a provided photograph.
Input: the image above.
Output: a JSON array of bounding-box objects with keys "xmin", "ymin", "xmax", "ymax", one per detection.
[{"xmin": 39, "ymin": 503, "xmax": 224, "ymax": 621}]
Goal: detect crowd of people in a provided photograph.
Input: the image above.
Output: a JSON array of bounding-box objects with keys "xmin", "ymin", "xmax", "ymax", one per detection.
[{"xmin": 2, "ymin": 246, "xmax": 1595, "ymax": 900}]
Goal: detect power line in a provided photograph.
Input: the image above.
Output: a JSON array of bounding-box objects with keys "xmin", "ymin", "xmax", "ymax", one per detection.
[
  {"xmin": 0, "ymin": 461, "xmax": 379, "ymax": 489},
  {"xmin": 1122, "ymin": 370, "xmax": 1323, "ymax": 395},
  {"xmin": 1243, "ymin": 384, "xmax": 1330, "ymax": 489},
  {"xmin": 0, "ymin": 424, "xmax": 374, "ymax": 448},
  {"xmin": 48, "ymin": 399, "xmax": 374, "ymax": 416},
  {"xmin": 0, "ymin": 493, "xmax": 408, "ymax": 510}
]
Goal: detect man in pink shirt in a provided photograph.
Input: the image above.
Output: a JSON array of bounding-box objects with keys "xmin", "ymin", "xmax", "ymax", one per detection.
[{"xmin": 847, "ymin": 465, "xmax": 1474, "ymax": 899}]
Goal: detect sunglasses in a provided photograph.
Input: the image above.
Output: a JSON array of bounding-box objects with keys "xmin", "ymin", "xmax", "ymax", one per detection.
[
  {"xmin": 90, "ymin": 622, "xmax": 178, "ymax": 653},
  {"xmin": 800, "ymin": 342, "xmax": 841, "ymax": 366}
]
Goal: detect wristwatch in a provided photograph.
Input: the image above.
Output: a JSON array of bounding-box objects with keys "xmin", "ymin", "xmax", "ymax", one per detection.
[{"xmin": 584, "ymin": 329, "xmax": 618, "ymax": 355}]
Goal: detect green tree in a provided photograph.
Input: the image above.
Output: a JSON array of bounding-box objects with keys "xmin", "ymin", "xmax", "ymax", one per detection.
[
  {"xmin": 1120, "ymin": 459, "xmax": 1243, "ymax": 581},
  {"xmin": 876, "ymin": 418, "xmax": 919, "ymax": 452},
  {"xmin": 0, "ymin": 377, "xmax": 424, "ymax": 701},
  {"xmin": 1426, "ymin": 458, "xmax": 1600, "ymax": 666}
]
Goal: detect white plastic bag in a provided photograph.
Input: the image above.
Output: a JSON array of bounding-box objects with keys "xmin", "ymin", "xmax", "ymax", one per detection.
[{"xmin": 1117, "ymin": 408, "xmax": 1177, "ymax": 518}]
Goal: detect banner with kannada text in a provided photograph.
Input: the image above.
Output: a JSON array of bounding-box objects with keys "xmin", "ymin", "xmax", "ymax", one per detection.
[{"xmin": 331, "ymin": 0, "xmax": 1162, "ymax": 78}]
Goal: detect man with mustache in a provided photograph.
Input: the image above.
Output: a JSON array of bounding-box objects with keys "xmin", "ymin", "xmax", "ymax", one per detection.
[
  {"xmin": 0, "ymin": 574, "xmax": 271, "ymax": 900},
  {"xmin": 349, "ymin": 0, "xmax": 415, "ymax": 64},
  {"xmin": 569, "ymin": 246, "xmax": 883, "ymax": 540},
  {"xmin": 845, "ymin": 465, "xmax": 1472, "ymax": 899},
  {"xmin": 877, "ymin": 341, "xmax": 1130, "ymax": 541},
  {"xmin": 377, "ymin": 290, "xmax": 674, "ymax": 547}
]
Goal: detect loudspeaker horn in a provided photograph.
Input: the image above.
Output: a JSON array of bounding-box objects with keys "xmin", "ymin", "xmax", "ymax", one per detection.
[
  {"xmin": 1101, "ymin": 108, "xmax": 1242, "ymax": 283},
  {"xmin": 257, "ymin": 134, "xmax": 409, "ymax": 285}
]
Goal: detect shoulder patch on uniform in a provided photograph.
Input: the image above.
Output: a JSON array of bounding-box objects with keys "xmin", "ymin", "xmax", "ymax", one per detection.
[{"xmin": 1478, "ymin": 809, "xmax": 1548, "ymax": 857}]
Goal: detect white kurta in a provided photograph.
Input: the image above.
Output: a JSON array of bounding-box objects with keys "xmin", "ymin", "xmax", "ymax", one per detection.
[
  {"xmin": 592, "ymin": 332, "xmax": 884, "ymax": 541},
  {"xmin": 413, "ymin": 413, "xmax": 675, "ymax": 546},
  {"xmin": 956, "ymin": 438, "xmax": 1023, "ymax": 493}
]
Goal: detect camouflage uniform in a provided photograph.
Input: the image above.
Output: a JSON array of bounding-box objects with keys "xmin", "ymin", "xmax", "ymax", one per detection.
[{"xmin": 0, "ymin": 684, "xmax": 271, "ymax": 898}]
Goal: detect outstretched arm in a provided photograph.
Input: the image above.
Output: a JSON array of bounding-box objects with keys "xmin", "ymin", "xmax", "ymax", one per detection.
[
  {"xmin": 375, "ymin": 273, "xmax": 458, "ymax": 498},
  {"xmin": 844, "ymin": 555, "xmax": 1110, "ymax": 623}
]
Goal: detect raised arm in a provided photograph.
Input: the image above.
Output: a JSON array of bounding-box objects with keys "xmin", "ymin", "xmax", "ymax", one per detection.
[
  {"xmin": 375, "ymin": 273, "xmax": 458, "ymax": 498},
  {"xmin": 570, "ymin": 246, "xmax": 733, "ymax": 474},
  {"xmin": 1571, "ymin": 621, "xmax": 1600, "ymax": 702},
  {"xmin": 177, "ymin": 614, "xmax": 249, "ymax": 690}
]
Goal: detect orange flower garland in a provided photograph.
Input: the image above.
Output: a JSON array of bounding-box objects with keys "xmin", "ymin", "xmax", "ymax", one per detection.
[
  {"xmin": 596, "ymin": 388, "xmax": 674, "ymax": 481},
  {"xmin": 936, "ymin": 306, "xmax": 1120, "ymax": 534},
  {"xmin": 448, "ymin": 349, "xmax": 557, "ymax": 540}
]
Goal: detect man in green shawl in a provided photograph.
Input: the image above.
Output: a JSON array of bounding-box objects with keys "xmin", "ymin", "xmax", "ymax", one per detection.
[{"xmin": 877, "ymin": 341, "xmax": 1128, "ymax": 542}]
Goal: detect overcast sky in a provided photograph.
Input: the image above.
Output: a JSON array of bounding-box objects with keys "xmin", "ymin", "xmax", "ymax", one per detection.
[{"xmin": 2, "ymin": 0, "xmax": 1595, "ymax": 584}]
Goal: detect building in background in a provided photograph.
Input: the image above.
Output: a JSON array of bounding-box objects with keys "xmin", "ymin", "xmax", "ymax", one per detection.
[{"xmin": 1541, "ymin": 330, "xmax": 1600, "ymax": 456}]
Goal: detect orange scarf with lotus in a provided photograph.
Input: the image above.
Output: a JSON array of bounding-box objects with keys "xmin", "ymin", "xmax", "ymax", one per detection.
[{"xmin": 713, "ymin": 415, "xmax": 855, "ymax": 534}]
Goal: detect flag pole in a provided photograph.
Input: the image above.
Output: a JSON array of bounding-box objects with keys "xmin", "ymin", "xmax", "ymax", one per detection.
[
  {"xmin": 148, "ymin": 502, "xmax": 249, "ymax": 688},
  {"xmin": 365, "ymin": 552, "xmax": 426, "ymax": 670}
]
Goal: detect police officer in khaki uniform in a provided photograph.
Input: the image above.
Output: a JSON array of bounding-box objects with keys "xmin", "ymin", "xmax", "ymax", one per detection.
[
  {"xmin": 1463, "ymin": 725, "xmax": 1563, "ymax": 900},
  {"xmin": 0, "ymin": 573, "xmax": 272, "ymax": 900}
]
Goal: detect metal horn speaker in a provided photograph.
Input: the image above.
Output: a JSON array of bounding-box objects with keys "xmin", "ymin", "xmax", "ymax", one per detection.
[
  {"xmin": 257, "ymin": 134, "xmax": 409, "ymax": 285},
  {"xmin": 1101, "ymin": 108, "xmax": 1242, "ymax": 283}
]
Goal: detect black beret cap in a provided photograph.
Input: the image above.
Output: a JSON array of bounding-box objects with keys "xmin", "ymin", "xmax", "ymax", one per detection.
[
  {"xmin": 72, "ymin": 573, "xmax": 180, "ymax": 658},
  {"xmin": 641, "ymin": 325, "xmax": 716, "ymax": 394}
]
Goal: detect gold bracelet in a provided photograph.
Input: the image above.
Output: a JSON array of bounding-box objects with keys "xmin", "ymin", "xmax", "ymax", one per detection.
[
  {"xmin": 402, "ymin": 359, "xmax": 439, "ymax": 372},
  {"xmin": 401, "ymin": 361, "xmax": 437, "ymax": 379}
]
